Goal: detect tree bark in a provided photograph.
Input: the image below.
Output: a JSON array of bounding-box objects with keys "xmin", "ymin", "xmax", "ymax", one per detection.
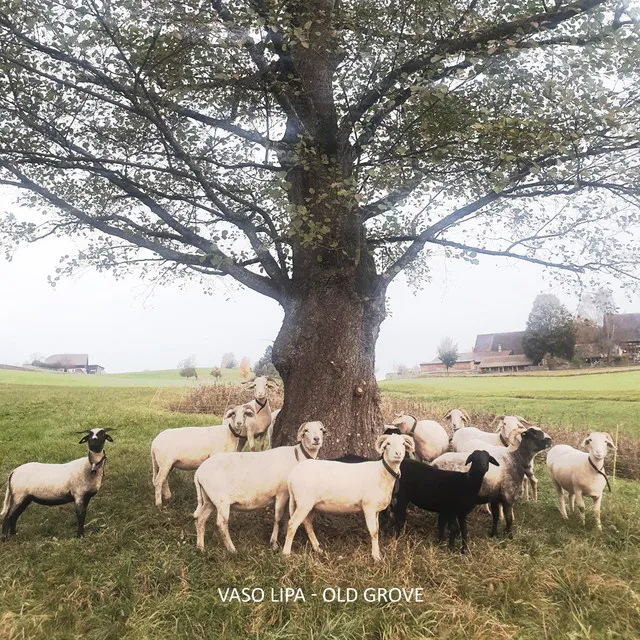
[{"xmin": 272, "ymin": 284, "xmax": 386, "ymax": 459}]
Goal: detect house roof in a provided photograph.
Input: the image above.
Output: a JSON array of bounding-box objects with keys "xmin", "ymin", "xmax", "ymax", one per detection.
[
  {"xmin": 478, "ymin": 354, "xmax": 533, "ymax": 368},
  {"xmin": 604, "ymin": 313, "xmax": 640, "ymax": 344},
  {"xmin": 43, "ymin": 354, "xmax": 89, "ymax": 368},
  {"xmin": 473, "ymin": 331, "xmax": 526, "ymax": 355},
  {"xmin": 421, "ymin": 352, "xmax": 474, "ymax": 366}
]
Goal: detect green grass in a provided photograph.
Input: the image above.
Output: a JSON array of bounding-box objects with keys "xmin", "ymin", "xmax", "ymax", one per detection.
[
  {"xmin": 1, "ymin": 375, "xmax": 639, "ymax": 639},
  {"xmin": 0, "ymin": 367, "xmax": 243, "ymax": 388},
  {"xmin": 381, "ymin": 370, "xmax": 640, "ymax": 436}
]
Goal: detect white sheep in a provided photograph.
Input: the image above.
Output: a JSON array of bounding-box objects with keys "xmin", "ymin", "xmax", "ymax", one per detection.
[
  {"xmin": 391, "ymin": 413, "xmax": 449, "ymax": 462},
  {"xmin": 546, "ymin": 432, "xmax": 615, "ymax": 530},
  {"xmin": 1, "ymin": 428, "xmax": 114, "ymax": 539},
  {"xmin": 193, "ymin": 421, "xmax": 325, "ymax": 552},
  {"xmin": 282, "ymin": 433, "xmax": 415, "ymax": 562},
  {"xmin": 451, "ymin": 415, "xmax": 529, "ymax": 452},
  {"xmin": 443, "ymin": 408, "xmax": 471, "ymax": 432},
  {"xmin": 241, "ymin": 376, "xmax": 279, "ymax": 451},
  {"xmin": 151, "ymin": 404, "xmax": 252, "ymax": 507}
]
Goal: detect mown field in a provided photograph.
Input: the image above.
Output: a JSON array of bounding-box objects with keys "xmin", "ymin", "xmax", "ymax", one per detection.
[
  {"xmin": 0, "ymin": 367, "xmax": 243, "ymax": 388},
  {"xmin": 1, "ymin": 372, "xmax": 639, "ymax": 639},
  {"xmin": 381, "ymin": 370, "xmax": 640, "ymax": 437}
]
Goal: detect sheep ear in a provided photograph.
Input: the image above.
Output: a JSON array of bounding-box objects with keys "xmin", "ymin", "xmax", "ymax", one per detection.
[
  {"xmin": 319, "ymin": 422, "xmax": 327, "ymax": 433},
  {"xmin": 489, "ymin": 456, "xmax": 500, "ymax": 466},
  {"xmin": 105, "ymin": 434, "xmax": 114, "ymax": 442},
  {"xmin": 243, "ymin": 407, "xmax": 256, "ymax": 417},
  {"xmin": 266, "ymin": 380, "xmax": 278, "ymax": 389},
  {"xmin": 375, "ymin": 435, "xmax": 389, "ymax": 454},
  {"xmin": 296, "ymin": 423, "xmax": 308, "ymax": 442},
  {"xmin": 604, "ymin": 433, "xmax": 617, "ymax": 449},
  {"xmin": 78, "ymin": 435, "xmax": 90, "ymax": 444},
  {"xmin": 443, "ymin": 410, "xmax": 452, "ymax": 420},
  {"xmin": 491, "ymin": 416, "xmax": 504, "ymax": 431},
  {"xmin": 402, "ymin": 435, "xmax": 415, "ymax": 453},
  {"xmin": 462, "ymin": 410, "xmax": 471, "ymax": 422},
  {"xmin": 516, "ymin": 415, "xmax": 533, "ymax": 425},
  {"xmin": 507, "ymin": 428, "xmax": 525, "ymax": 446},
  {"xmin": 580, "ymin": 436, "xmax": 592, "ymax": 448}
]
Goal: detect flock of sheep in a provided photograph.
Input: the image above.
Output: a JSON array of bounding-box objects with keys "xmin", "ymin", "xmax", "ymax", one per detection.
[{"xmin": 1, "ymin": 376, "xmax": 617, "ymax": 559}]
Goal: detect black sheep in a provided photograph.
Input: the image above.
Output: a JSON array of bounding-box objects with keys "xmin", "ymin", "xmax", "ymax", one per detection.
[{"xmin": 391, "ymin": 450, "xmax": 499, "ymax": 552}]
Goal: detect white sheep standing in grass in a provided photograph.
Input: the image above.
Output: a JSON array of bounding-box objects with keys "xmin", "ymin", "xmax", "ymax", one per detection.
[
  {"xmin": 391, "ymin": 413, "xmax": 449, "ymax": 462},
  {"xmin": 546, "ymin": 431, "xmax": 615, "ymax": 530},
  {"xmin": 282, "ymin": 433, "xmax": 415, "ymax": 562},
  {"xmin": 193, "ymin": 421, "xmax": 325, "ymax": 552},
  {"xmin": 151, "ymin": 404, "xmax": 252, "ymax": 507},
  {"xmin": 1, "ymin": 428, "xmax": 114, "ymax": 539}
]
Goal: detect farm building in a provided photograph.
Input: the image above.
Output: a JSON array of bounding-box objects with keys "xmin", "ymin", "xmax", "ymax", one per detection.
[
  {"xmin": 472, "ymin": 331, "xmax": 535, "ymax": 372},
  {"xmin": 603, "ymin": 312, "xmax": 640, "ymax": 362},
  {"xmin": 419, "ymin": 352, "xmax": 474, "ymax": 373},
  {"xmin": 41, "ymin": 354, "xmax": 104, "ymax": 374}
]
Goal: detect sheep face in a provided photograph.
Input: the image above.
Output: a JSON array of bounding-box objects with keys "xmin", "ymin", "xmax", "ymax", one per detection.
[
  {"xmin": 78, "ymin": 428, "xmax": 113, "ymax": 453},
  {"xmin": 464, "ymin": 449, "xmax": 500, "ymax": 473},
  {"xmin": 296, "ymin": 421, "xmax": 325, "ymax": 450},
  {"xmin": 375, "ymin": 433, "xmax": 413, "ymax": 463},
  {"xmin": 443, "ymin": 409, "xmax": 468, "ymax": 431},
  {"xmin": 243, "ymin": 376, "xmax": 277, "ymax": 402},
  {"xmin": 581, "ymin": 432, "xmax": 616, "ymax": 461},
  {"xmin": 521, "ymin": 427, "xmax": 552, "ymax": 452}
]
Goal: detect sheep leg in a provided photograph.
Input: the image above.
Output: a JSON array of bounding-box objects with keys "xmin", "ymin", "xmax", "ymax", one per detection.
[
  {"xmin": 489, "ymin": 502, "xmax": 500, "ymax": 537},
  {"xmin": 270, "ymin": 492, "xmax": 288, "ymax": 550},
  {"xmin": 553, "ymin": 480, "xmax": 568, "ymax": 519},
  {"xmin": 246, "ymin": 430, "xmax": 256, "ymax": 452},
  {"xmin": 522, "ymin": 477, "xmax": 529, "ymax": 500},
  {"xmin": 593, "ymin": 495, "xmax": 603, "ymax": 531},
  {"xmin": 193, "ymin": 479, "xmax": 203, "ymax": 519},
  {"xmin": 195, "ymin": 499, "xmax": 214, "ymax": 551},
  {"xmin": 437, "ymin": 513, "xmax": 447, "ymax": 544},
  {"xmin": 363, "ymin": 509, "xmax": 381, "ymax": 562},
  {"xmin": 568, "ymin": 493, "xmax": 575, "ymax": 514},
  {"xmin": 458, "ymin": 514, "xmax": 469, "ymax": 554},
  {"xmin": 153, "ymin": 465, "xmax": 172, "ymax": 508},
  {"xmin": 215, "ymin": 502, "xmax": 237, "ymax": 553},
  {"xmin": 392, "ymin": 496, "xmax": 409, "ymax": 539},
  {"xmin": 75, "ymin": 495, "xmax": 92, "ymax": 538},
  {"xmin": 282, "ymin": 502, "xmax": 313, "ymax": 556},
  {"xmin": 574, "ymin": 491, "xmax": 586, "ymax": 526},
  {"xmin": 302, "ymin": 513, "xmax": 321, "ymax": 552},
  {"xmin": 3, "ymin": 497, "xmax": 31, "ymax": 538},
  {"xmin": 502, "ymin": 502, "xmax": 514, "ymax": 537},
  {"xmin": 235, "ymin": 437, "xmax": 247, "ymax": 452},
  {"xmin": 447, "ymin": 516, "xmax": 458, "ymax": 550}
]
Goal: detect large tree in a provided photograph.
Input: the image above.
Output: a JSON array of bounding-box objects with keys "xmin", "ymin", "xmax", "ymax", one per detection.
[
  {"xmin": 1, "ymin": 1, "xmax": 639, "ymax": 456},
  {"xmin": 523, "ymin": 293, "xmax": 576, "ymax": 364}
]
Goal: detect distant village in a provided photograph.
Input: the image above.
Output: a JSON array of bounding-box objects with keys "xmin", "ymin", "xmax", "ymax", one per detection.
[
  {"xmin": 0, "ymin": 354, "xmax": 105, "ymax": 375},
  {"xmin": 415, "ymin": 312, "xmax": 640, "ymax": 376}
]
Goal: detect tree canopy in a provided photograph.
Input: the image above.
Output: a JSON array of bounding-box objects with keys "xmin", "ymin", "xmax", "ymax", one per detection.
[
  {"xmin": 523, "ymin": 293, "xmax": 576, "ymax": 364},
  {"xmin": 437, "ymin": 336, "xmax": 459, "ymax": 372},
  {"xmin": 1, "ymin": 0, "xmax": 639, "ymax": 296}
]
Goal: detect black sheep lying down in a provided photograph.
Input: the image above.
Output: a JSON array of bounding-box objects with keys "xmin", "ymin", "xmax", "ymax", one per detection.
[{"xmin": 392, "ymin": 450, "xmax": 499, "ymax": 552}]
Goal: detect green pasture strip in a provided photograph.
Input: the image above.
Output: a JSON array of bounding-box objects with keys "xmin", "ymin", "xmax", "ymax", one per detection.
[
  {"xmin": 382, "ymin": 372, "xmax": 640, "ymax": 436},
  {"xmin": 0, "ymin": 367, "xmax": 243, "ymax": 388}
]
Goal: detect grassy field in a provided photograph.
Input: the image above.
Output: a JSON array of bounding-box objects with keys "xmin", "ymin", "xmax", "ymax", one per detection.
[
  {"xmin": 0, "ymin": 367, "xmax": 243, "ymax": 388},
  {"xmin": 1, "ymin": 372, "xmax": 639, "ymax": 639},
  {"xmin": 381, "ymin": 370, "xmax": 640, "ymax": 437}
]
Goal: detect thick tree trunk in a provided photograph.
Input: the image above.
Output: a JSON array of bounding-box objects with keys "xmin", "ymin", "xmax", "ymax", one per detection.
[{"xmin": 272, "ymin": 284, "xmax": 386, "ymax": 459}]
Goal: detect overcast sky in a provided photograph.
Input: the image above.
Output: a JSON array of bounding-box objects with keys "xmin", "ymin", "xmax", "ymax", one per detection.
[{"xmin": 2, "ymin": 215, "xmax": 637, "ymax": 377}]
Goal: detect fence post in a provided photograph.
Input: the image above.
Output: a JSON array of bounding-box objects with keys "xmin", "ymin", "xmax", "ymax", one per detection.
[{"xmin": 612, "ymin": 424, "xmax": 619, "ymax": 483}]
